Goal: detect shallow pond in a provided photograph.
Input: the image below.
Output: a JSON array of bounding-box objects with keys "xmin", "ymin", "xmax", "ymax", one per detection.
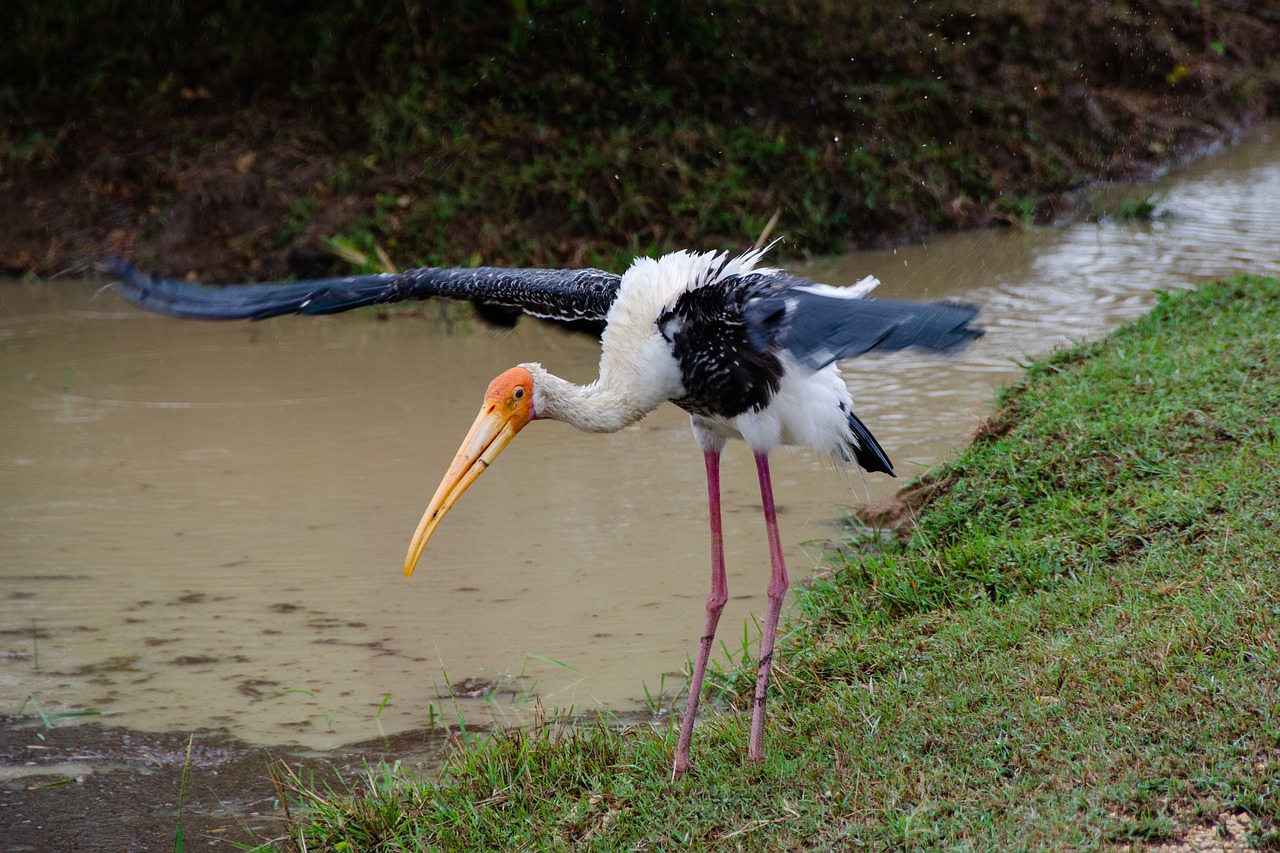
[{"xmin": 2, "ymin": 123, "xmax": 1277, "ymax": 749}]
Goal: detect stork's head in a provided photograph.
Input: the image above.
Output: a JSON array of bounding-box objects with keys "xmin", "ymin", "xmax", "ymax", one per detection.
[{"xmin": 404, "ymin": 366, "xmax": 537, "ymax": 576}]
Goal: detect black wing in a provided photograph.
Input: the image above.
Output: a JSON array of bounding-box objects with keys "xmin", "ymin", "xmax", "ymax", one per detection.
[
  {"xmin": 744, "ymin": 275, "xmax": 983, "ymax": 372},
  {"xmin": 658, "ymin": 279, "xmax": 784, "ymax": 419},
  {"xmin": 108, "ymin": 258, "xmax": 622, "ymax": 332}
]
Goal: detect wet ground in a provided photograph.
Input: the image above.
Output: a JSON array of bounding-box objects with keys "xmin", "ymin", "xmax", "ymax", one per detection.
[{"xmin": 0, "ymin": 715, "xmax": 454, "ymax": 850}]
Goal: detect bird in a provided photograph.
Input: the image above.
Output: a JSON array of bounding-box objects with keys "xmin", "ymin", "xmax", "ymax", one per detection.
[{"xmin": 110, "ymin": 247, "xmax": 981, "ymax": 777}]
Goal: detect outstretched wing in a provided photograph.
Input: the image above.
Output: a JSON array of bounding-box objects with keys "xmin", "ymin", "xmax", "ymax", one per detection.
[
  {"xmin": 108, "ymin": 258, "xmax": 623, "ymax": 332},
  {"xmin": 658, "ymin": 269, "xmax": 984, "ymax": 418},
  {"xmin": 744, "ymin": 276, "xmax": 983, "ymax": 372},
  {"xmin": 661, "ymin": 269, "xmax": 982, "ymax": 476}
]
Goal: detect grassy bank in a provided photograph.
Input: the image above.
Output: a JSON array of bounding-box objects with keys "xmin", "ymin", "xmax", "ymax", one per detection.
[
  {"xmin": 261, "ymin": 277, "xmax": 1280, "ymax": 850},
  {"xmin": 3, "ymin": 2, "xmax": 1277, "ymax": 277}
]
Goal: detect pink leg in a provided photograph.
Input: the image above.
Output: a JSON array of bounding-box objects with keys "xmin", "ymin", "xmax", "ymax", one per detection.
[
  {"xmin": 673, "ymin": 449, "xmax": 728, "ymax": 778},
  {"xmin": 748, "ymin": 452, "xmax": 789, "ymax": 763}
]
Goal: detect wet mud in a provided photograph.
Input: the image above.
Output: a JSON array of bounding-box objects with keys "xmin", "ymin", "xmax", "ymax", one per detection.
[{"xmin": 0, "ymin": 716, "xmax": 450, "ymax": 851}]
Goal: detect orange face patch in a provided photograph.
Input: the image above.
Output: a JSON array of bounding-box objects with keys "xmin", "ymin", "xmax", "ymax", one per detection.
[{"xmin": 483, "ymin": 366, "xmax": 536, "ymax": 426}]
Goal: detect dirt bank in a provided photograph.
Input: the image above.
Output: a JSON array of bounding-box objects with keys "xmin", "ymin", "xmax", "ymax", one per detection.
[{"xmin": 3, "ymin": 1, "xmax": 1278, "ymax": 281}]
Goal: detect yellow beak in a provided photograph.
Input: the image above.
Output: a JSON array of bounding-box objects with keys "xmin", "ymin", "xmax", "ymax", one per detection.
[{"xmin": 404, "ymin": 367, "xmax": 535, "ymax": 577}]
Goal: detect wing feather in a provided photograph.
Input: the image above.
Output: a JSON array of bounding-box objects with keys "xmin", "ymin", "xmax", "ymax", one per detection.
[
  {"xmin": 108, "ymin": 258, "xmax": 622, "ymax": 330},
  {"xmin": 744, "ymin": 279, "xmax": 982, "ymax": 371}
]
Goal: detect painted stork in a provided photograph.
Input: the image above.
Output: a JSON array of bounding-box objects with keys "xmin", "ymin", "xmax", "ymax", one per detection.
[{"xmin": 111, "ymin": 248, "xmax": 981, "ymax": 776}]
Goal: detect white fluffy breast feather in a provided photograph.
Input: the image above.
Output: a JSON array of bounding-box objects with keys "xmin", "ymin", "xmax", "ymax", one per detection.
[{"xmin": 695, "ymin": 356, "xmax": 855, "ymax": 458}]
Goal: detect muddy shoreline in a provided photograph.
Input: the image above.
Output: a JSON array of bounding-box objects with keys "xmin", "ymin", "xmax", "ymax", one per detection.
[{"xmin": 0, "ymin": 716, "xmax": 453, "ymax": 850}]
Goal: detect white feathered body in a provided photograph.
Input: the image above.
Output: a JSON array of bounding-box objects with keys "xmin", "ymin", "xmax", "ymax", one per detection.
[{"xmin": 525, "ymin": 249, "xmax": 870, "ymax": 462}]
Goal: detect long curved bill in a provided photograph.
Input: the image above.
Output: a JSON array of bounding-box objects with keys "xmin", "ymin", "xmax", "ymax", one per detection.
[{"xmin": 404, "ymin": 367, "xmax": 534, "ymax": 577}]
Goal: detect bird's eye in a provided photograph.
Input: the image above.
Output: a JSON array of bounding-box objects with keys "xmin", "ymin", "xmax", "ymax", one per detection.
[{"xmin": 514, "ymin": 387, "xmax": 526, "ymax": 399}]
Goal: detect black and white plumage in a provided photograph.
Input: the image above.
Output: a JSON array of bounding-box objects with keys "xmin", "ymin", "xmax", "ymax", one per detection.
[
  {"xmin": 111, "ymin": 250, "xmax": 977, "ymax": 471},
  {"xmin": 111, "ymin": 247, "xmax": 981, "ymax": 776}
]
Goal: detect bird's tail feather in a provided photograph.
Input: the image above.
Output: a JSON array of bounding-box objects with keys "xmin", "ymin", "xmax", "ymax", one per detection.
[{"xmin": 847, "ymin": 410, "xmax": 894, "ymax": 476}]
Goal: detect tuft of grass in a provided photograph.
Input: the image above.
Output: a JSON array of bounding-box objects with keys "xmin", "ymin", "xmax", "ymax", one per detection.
[
  {"xmin": 283, "ymin": 688, "xmax": 335, "ymax": 733},
  {"xmin": 266, "ymin": 276, "xmax": 1280, "ymax": 848},
  {"xmin": 1095, "ymin": 191, "xmax": 1168, "ymax": 223},
  {"xmin": 15, "ymin": 695, "xmax": 101, "ymax": 730},
  {"xmin": 173, "ymin": 734, "xmax": 194, "ymax": 853}
]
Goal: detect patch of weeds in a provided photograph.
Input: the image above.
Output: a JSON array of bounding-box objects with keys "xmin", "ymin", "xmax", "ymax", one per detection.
[
  {"xmin": 1095, "ymin": 191, "xmax": 1168, "ymax": 222},
  {"xmin": 14, "ymin": 695, "xmax": 101, "ymax": 730},
  {"xmin": 275, "ymin": 194, "xmax": 321, "ymax": 246}
]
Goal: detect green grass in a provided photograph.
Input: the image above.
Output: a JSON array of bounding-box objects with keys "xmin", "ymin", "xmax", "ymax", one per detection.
[
  {"xmin": 174, "ymin": 734, "xmax": 194, "ymax": 853},
  {"xmin": 283, "ymin": 688, "xmax": 336, "ymax": 733},
  {"xmin": 1094, "ymin": 192, "xmax": 1167, "ymax": 223},
  {"xmin": 14, "ymin": 695, "xmax": 101, "ymax": 731},
  {"xmin": 261, "ymin": 276, "xmax": 1280, "ymax": 849}
]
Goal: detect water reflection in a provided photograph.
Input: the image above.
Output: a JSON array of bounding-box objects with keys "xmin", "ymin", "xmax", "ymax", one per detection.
[{"xmin": 1, "ymin": 123, "xmax": 1277, "ymax": 749}]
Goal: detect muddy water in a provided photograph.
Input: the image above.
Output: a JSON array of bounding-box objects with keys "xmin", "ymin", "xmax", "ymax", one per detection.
[{"xmin": 3, "ymin": 124, "xmax": 1278, "ymax": 750}]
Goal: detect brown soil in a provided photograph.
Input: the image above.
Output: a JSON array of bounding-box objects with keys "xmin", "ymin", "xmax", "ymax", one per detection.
[
  {"xmin": 1128, "ymin": 811, "xmax": 1259, "ymax": 853},
  {"xmin": 0, "ymin": 716, "xmax": 448, "ymax": 851},
  {"xmin": 1, "ymin": 120, "xmax": 351, "ymax": 282}
]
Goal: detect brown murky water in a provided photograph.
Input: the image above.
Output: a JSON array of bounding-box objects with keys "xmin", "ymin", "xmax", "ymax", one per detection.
[{"xmin": 3, "ymin": 123, "xmax": 1278, "ymax": 750}]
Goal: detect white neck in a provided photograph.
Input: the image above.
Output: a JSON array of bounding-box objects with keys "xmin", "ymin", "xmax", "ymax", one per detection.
[
  {"xmin": 519, "ymin": 253, "xmax": 716, "ymax": 434},
  {"xmin": 523, "ymin": 362, "xmax": 670, "ymax": 434}
]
